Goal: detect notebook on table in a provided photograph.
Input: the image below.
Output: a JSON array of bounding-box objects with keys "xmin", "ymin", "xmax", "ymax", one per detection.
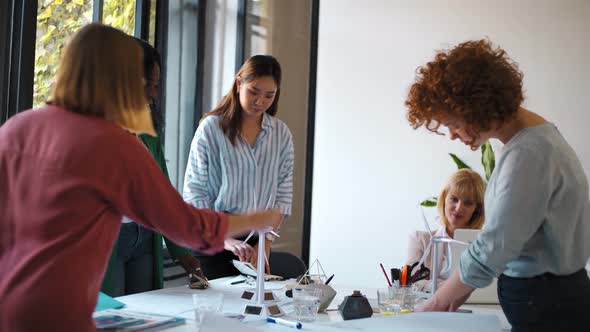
[
  {"xmin": 452, "ymin": 229, "xmax": 499, "ymax": 304},
  {"xmin": 93, "ymin": 309, "xmax": 185, "ymax": 331}
]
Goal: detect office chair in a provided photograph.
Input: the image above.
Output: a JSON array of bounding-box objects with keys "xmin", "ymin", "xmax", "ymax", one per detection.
[{"xmin": 269, "ymin": 252, "xmax": 308, "ymax": 279}]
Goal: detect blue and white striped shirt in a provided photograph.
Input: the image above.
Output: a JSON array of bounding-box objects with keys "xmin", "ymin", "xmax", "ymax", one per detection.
[{"xmin": 183, "ymin": 113, "xmax": 294, "ymax": 218}]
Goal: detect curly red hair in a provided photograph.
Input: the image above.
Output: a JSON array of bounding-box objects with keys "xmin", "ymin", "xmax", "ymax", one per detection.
[{"xmin": 405, "ymin": 39, "xmax": 524, "ymax": 135}]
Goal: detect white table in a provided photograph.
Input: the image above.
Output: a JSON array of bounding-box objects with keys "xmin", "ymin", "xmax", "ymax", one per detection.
[{"xmin": 114, "ymin": 276, "xmax": 511, "ymax": 331}]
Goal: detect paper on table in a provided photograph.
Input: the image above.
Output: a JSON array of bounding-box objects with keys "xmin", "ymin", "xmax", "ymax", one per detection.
[
  {"xmin": 467, "ymin": 306, "xmax": 511, "ymax": 331},
  {"xmin": 341, "ymin": 312, "xmax": 501, "ymax": 332},
  {"xmin": 193, "ymin": 312, "xmax": 268, "ymax": 331}
]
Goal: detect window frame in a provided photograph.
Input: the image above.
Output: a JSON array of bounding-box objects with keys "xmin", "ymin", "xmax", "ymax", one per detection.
[
  {"xmin": 0, "ymin": 0, "xmax": 160, "ymax": 126},
  {"xmin": 1, "ymin": 0, "xmax": 38, "ymax": 123}
]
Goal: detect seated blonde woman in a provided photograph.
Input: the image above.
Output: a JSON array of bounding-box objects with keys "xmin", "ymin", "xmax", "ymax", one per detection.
[{"xmin": 406, "ymin": 169, "xmax": 485, "ymax": 290}]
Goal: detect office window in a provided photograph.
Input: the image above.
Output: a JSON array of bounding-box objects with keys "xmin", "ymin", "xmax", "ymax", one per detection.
[
  {"xmin": 5, "ymin": 0, "xmax": 161, "ymax": 124},
  {"xmin": 244, "ymin": 0, "xmax": 271, "ymax": 56},
  {"xmin": 148, "ymin": 0, "xmax": 157, "ymax": 45},
  {"xmin": 102, "ymin": 0, "xmax": 136, "ymax": 36},
  {"xmin": 34, "ymin": 0, "xmax": 94, "ymax": 108}
]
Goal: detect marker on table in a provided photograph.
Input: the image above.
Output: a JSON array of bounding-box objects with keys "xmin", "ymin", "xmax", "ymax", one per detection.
[
  {"xmin": 325, "ymin": 274, "xmax": 335, "ymax": 285},
  {"xmin": 267, "ymin": 317, "xmax": 302, "ymax": 329}
]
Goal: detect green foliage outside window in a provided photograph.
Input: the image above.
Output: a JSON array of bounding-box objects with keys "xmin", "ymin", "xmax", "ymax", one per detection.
[
  {"xmin": 102, "ymin": 0, "xmax": 136, "ymax": 36},
  {"xmin": 34, "ymin": 0, "xmax": 93, "ymax": 108},
  {"xmin": 148, "ymin": 0, "xmax": 157, "ymax": 45},
  {"xmin": 34, "ymin": 0, "xmax": 137, "ymax": 109}
]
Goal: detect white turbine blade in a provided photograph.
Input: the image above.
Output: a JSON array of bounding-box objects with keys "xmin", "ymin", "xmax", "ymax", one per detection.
[
  {"xmin": 265, "ymin": 194, "xmax": 274, "ymax": 209},
  {"xmin": 431, "ymin": 236, "xmax": 468, "ymax": 246},
  {"xmin": 242, "ymin": 230, "xmax": 255, "ymax": 244},
  {"xmin": 420, "ymin": 205, "xmax": 433, "ymax": 234}
]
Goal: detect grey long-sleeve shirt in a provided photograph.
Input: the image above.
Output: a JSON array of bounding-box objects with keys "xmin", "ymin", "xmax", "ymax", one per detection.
[{"xmin": 460, "ymin": 124, "xmax": 590, "ymax": 288}]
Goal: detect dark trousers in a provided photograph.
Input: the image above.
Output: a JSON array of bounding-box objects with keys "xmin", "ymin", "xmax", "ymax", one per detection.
[
  {"xmin": 498, "ymin": 269, "xmax": 590, "ymax": 332},
  {"xmin": 111, "ymin": 222, "xmax": 155, "ymax": 296}
]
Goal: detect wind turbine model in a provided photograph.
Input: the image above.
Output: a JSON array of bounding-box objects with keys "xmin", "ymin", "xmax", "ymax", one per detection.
[
  {"xmin": 240, "ymin": 194, "xmax": 284, "ymax": 317},
  {"xmin": 418, "ymin": 206, "xmax": 468, "ymax": 293}
]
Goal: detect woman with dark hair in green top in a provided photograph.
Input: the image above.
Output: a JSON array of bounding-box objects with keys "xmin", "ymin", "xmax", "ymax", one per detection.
[{"xmin": 101, "ymin": 38, "xmax": 208, "ymax": 296}]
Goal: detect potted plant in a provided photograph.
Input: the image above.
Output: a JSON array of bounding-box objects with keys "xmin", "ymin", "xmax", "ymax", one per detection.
[{"xmin": 420, "ymin": 141, "xmax": 495, "ymax": 207}]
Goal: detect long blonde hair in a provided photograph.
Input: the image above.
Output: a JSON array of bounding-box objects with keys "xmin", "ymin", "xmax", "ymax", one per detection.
[
  {"xmin": 437, "ymin": 169, "xmax": 486, "ymax": 231},
  {"xmin": 48, "ymin": 23, "xmax": 154, "ymax": 135}
]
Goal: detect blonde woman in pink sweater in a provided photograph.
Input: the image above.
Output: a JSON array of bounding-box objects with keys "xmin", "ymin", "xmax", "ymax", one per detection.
[{"xmin": 406, "ymin": 169, "xmax": 485, "ymax": 290}]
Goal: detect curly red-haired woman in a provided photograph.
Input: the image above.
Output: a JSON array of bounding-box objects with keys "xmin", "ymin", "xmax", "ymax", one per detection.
[{"xmin": 406, "ymin": 39, "xmax": 590, "ymax": 331}]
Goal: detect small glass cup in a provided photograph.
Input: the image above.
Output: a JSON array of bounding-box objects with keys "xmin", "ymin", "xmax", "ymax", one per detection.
[
  {"xmin": 292, "ymin": 288, "xmax": 322, "ymax": 322},
  {"xmin": 393, "ymin": 285, "xmax": 416, "ymax": 313},
  {"xmin": 192, "ymin": 292, "xmax": 223, "ymax": 330},
  {"xmin": 377, "ymin": 287, "xmax": 398, "ymax": 315}
]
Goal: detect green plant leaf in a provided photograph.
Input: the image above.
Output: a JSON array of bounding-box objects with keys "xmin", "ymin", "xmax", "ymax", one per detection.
[
  {"xmin": 38, "ymin": 6, "xmax": 53, "ymax": 20},
  {"xmin": 481, "ymin": 141, "xmax": 496, "ymax": 181},
  {"xmin": 420, "ymin": 197, "xmax": 438, "ymax": 207},
  {"xmin": 449, "ymin": 153, "xmax": 471, "ymax": 170}
]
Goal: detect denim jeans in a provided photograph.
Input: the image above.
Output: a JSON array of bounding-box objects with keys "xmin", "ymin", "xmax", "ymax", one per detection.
[
  {"xmin": 498, "ymin": 269, "xmax": 590, "ymax": 332},
  {"xmin": 111, "ymin": 222, "xmax": 154, "ymax": 296}
]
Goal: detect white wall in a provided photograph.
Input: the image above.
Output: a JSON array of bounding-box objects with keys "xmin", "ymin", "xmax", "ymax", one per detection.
[{"xmin": 311, "ymin": 0, "xmax": 590, "ymax": 287}]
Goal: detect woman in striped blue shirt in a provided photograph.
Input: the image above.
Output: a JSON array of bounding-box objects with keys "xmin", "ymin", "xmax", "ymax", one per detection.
[{"xmin": 183, "ymin": 55, "xmax": 294, "ymax": 279}]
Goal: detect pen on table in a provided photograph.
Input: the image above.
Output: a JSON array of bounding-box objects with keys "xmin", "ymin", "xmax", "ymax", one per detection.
[
  {"xmin": 231, "ymin": 279, "xmax": 247, "ymax": 285},
  {"xmin": 267, "ymin": 317, "xmax": 302, "ymax": 329},
  {"xmin": 325, "ymin": 274, "xmax": 335, "ymax": 285},
  {"xmin": 379, "ymin": 263, "xmax": 393, "ymax": 287}
]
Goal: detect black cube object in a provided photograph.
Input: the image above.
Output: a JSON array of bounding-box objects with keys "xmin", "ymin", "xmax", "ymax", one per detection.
[{"xmin": 338, "ymin": 290, "xmax": 373, "ymax": 320}]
